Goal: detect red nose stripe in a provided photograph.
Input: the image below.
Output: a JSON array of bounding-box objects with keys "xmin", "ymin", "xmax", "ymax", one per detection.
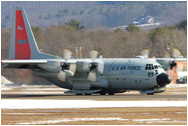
[{"xmin": 15, "ymin": 10, "xmax": 31, "ymax": 59}]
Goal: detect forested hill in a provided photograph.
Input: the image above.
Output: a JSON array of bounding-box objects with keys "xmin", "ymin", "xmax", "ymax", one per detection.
[{"xmin": 1, "ymin": 1, "xmax": 187, "ymax": 29}]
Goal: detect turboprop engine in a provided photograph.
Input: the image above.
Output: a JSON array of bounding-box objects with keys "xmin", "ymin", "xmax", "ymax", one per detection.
[
  {"xmin": 37, "ymin": 49, "xmax": 76, "ymax": 81},
  {"xmin": 76, "ymin": 51, "xmax": 104, "ymax": 81}
]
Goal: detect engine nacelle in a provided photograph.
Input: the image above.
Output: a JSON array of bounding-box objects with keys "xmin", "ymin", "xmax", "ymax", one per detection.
[
  {"xmin": 76, "ymin": 61, "xmax": 91, "ymax": 73},
  {"xmin": 37, "ymin": 62, "xmax": 60, "ymax": 72}
]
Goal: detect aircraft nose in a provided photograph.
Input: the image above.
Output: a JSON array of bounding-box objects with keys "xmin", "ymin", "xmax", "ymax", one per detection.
[{"xmin": 156, "ymin": 73, "xmax": 171, "ymax": 87}]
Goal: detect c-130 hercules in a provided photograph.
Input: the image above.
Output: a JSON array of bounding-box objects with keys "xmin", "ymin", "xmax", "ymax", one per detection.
[{"xmin": 2, "ymin": 7, "xmax": 174, "ymax": 95}]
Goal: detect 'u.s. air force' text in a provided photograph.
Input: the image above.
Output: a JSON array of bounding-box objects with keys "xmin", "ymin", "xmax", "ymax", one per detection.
[{"xmin": 112, "ymin": 66, "xmax": 141, "ymax": 70}]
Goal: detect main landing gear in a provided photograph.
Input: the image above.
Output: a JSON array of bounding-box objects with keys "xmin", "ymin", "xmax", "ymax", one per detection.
[
  {"xmin": 100, "ymin": 92, "xmax": 115, "ymax": 95},
  {"xmin": 76, "ymin": 93, "xmax": 91, "ymax": 95},
  {"xmin": 76, "ymin": 92, "xmax": 115, "ymax": 95},
  {"xmin": 147, "ymin": 93, "xmax": 154, "ymax": 95}
]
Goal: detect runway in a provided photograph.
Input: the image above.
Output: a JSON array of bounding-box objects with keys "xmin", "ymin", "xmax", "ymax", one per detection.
[
  {"xmin": 1, "ymin": 93, "xmax": 187, "ymax": 101},
  {"xmin": 1, "ymin": 84, "xmax": 187, "ymax": 101},
  {"xmin": 1, "ymin": 84, "xmax": 187, "ymax": 125}
]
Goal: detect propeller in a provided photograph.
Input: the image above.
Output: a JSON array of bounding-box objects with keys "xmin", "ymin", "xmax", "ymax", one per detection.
[
  {"xmin": 63, "ymin": 49, "xmax": 73, "ymax": 59},
  {"xmin": 162, "ymin": 51, "xmax": 171, "ymax": 70},
  {"xmin": 54, "ymin": 49, "xmax": 75, "ymax": 81},
  {"xmin": 165, "ymin": 48, "xmax": 182, "ymax": 69},
  {"xmin": 140, "ymin": 48, "xmax": 183, "ymax": 70},
  {"xmin": 88, "ymin": 50, "xmax": 104, "ymax": 81},
  {"xmin": 162, "ymin": 48, "xmax": 183, "ymax": 69},
  {"xmin": 170, "ymin": 48, "xmax": 183, "ymax": 69}
]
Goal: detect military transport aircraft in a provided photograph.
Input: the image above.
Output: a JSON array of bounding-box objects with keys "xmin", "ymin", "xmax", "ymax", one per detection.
[{"xmin": 2, "ymin": 7, "xmax": 174, "ymax": 95}]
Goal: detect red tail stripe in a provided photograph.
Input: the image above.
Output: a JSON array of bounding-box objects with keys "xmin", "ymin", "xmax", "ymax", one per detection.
[{"xmin": 15, "ymin": 10, "xmax": 31, "ymax": 59}]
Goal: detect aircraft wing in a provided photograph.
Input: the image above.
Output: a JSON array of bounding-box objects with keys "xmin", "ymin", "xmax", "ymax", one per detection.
[
  {"xmin": 156, "ymin": 58, "xmax": 187, "ymax": 61},
  {"xmin": 1, "ymin": 59, "xmax": 48, "ymax": 69},
  {"xmin": 155, "ymin": 58, "xmax": 187, "ymax": 70}
]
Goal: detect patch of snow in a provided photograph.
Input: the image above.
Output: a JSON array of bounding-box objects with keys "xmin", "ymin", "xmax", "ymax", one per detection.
[
  {"xmin": 133, "ymin": 118, "xmax": 170, "ymax": 122},
  {"xmin": 133, "ymin": 118, "xmax": 186, "ymax": 124},
  {"xmin": 1, "ymin": 100, "xmax": 187, "ymax": 109},
  {"xmin": 23, "ymin": 88, "xmax": 67, "ymax": 91},
  {"xmin": 5, "ymin": 113, "xmax": 51, "ymax": 115},
  {"xmin": 174, "ymin": 112, "xmax": 187, "ymax": 114},
  {"xmin": 17, "ymin": 117, "xmax": 128, "ymax": 124},
  {"xmin": 1, "ymin": 76, "xmax": 13, "ymax": 84},
  {"xmin": 166, "ymin": 84, "xmax": 187, "ymax": 88},
  {"xmin": 2, "ymin": 92, "xmax": 64, "ymax": 94}
]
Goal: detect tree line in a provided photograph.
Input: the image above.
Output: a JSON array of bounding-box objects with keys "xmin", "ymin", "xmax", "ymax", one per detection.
[{"xmin": 1, "ymin": 20, "xmax": 187, "ymax": 84}]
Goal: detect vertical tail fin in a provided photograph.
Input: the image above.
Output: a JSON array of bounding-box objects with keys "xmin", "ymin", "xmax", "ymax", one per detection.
[{"xmin": 9, "ymin": 7, "xmax": 54, "ymax": 59}]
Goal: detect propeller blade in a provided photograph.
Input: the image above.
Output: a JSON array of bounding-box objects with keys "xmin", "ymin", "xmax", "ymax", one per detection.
[
  {"xmin": 177, "ymin": 63, "xmax": 183, "ymax": 72},
  {"xmin": 57, "ymin": 70, "xmax": 74, "ymax": 81},
  {"xmin": 97, "ymin": 60, "xmax": 104, "ymax": 74},
  {"xmin": 64, "ymin": 49, "xmax": 73, "ymax": 59},
  {"xmin": 89, "ymin": 50, "xmax": 98, "ymax": 59},
  {"xmin": 162, "ymin": 51, "xmax": 171, "ymax": 69},
  {"xmin": 172, "ymin": 48, "xmax": 182, "ymax": 58},
  {"xmin": 88, "ymin": 71, "xmax": 96, "ymax": 81},
  {"xmin": 140, "ymin": 49, "xmax": 150, "ymax": 58},
  {"xmin": 57, "ymin": 71, "xmax": 66, "ymax": 81}
]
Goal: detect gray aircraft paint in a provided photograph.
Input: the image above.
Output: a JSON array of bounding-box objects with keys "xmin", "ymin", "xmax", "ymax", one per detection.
[{"xmin": 2, "ymin": 7, "xmax": 173, "ymax": 95}]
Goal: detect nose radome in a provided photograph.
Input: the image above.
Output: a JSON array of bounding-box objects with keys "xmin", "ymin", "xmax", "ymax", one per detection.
[{"xmin": 156, "ymin": 73, "xmax": 171, "ymax": 87}]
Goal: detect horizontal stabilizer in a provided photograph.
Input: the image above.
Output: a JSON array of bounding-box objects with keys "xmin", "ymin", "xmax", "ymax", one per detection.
[
  {"xmin": 1, "ymin": 59, "xmax": 47, "ymax": 69},
  {"xmin": 2, "ymin": 59, "xmax": 47, "ymax": 64},
  {"xmin": 64, "ymin": 89, "xmax": 102, "ymax": 94}
]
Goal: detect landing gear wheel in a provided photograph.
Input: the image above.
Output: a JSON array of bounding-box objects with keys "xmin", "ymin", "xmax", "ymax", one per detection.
[
  {"xmin": 108, "ymin": 93, "xmax": 115, "ymax": 95},
  {"xmin": 85, "ymin": 94, "xmax": 91, "ymax": 95},
  {"xmin": 147, "ymin": 93, "xmax": 154, "ymax": 95},
  {"xmin": 100, "ymin": 92, "xmax": 106, "ymax": 95},
  {"xmin": 76, "ymin": 93, "xmax": 83, "ymax": 95}
]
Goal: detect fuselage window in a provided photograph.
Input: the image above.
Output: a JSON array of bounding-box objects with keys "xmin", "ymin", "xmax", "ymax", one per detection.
[
  {"xmin": 148, "ymin": 72, "xmax": 150, "ymax": 77},
  {"xmin": 155, "ymin": 70, "xmax": 158, "ymax": 74},
  {"xmin": 148, "ymin": 72, "xmax": 154, "ymax": 77}
]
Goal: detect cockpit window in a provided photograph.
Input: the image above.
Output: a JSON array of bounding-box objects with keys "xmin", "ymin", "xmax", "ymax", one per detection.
[
  {"xmin": 153, "ymin": 65, "xmax": 162, "ymax": 69},
  {"xmin": 154, "ymin": 65, "xmax": 158, "ymax": 69},
  {"xmin": 145, "ymin": 64, "xmax": 154, "ymax": 70},
  {"xmin": 158, "ymin": 65, "xmax": 162, "ymax": 68}
]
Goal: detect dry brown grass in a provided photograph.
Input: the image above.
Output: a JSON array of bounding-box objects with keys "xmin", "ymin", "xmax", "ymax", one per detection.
[{"xmin": 2, "ymin": 107, "xmax": 187, "ymax": 125}]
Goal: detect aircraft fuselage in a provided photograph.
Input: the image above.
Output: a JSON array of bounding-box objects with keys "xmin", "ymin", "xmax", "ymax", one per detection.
[{"xmin": 33, "ymin": 58, "xmax": 169, "ymax": 94}]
